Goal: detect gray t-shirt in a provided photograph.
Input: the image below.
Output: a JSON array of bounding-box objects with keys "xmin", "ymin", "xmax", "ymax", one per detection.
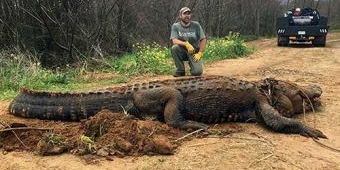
[{"xmin": 170, "ymin": 21, "xmax": 206, "ymax": 50}]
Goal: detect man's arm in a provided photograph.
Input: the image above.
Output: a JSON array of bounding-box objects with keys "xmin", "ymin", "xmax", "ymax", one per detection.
[
  {"xmin": 172, "ymin": 38, "xmax": 206, "ymax": 52},
  {"xmin": 172, "ymin": 39, "xmax": 187, "ymax": 46},
  {"xmin": 191, "ymin": 37, "xmax": 206, "ymax": 62},
  {"xmin": 198, "ymin": 38, "xmax": 207, "ymax": 53},
  {"xmin": 172, "ymin": 38, "xmax": 195, "ymax": 54}
]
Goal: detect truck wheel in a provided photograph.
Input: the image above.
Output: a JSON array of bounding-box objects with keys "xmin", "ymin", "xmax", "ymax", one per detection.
[
  {"xmin": 313, "ymin": 36, "xmax": 326, "ymax": 47},
  {"xmin": 277, "ymin": 36, "xmax": 289, "ymax": 46}
]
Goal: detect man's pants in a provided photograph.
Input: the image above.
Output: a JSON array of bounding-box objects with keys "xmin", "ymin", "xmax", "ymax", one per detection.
[{"xmin": 170, "ymin": 45, "xmax": 203, "ymax": 76}]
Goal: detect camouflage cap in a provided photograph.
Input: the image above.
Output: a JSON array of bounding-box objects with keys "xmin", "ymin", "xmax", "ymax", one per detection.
[{"xmin": 180, "ymin": 7, "xmax": 191, "ymax": 14}]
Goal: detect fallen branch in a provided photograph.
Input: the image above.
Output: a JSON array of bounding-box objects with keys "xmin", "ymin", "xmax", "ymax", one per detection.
[
  {"xmin": 313, "ymin": 138, "xmax": 340, "ymax": 153},
  {"xmin": 0, "ymin": 127, "xmax": 53, "ymax": 133},
  {"xmin": 175, "ymin": 128, "xmax": 205, "ymax": 142},
  {"xmin": 188, "ymin": 142, "xmax": 219, "ymax": 147},
  {"xmin": 248, "ymin": 153, "xmax": 274, "ymax": 168},
  {"xmin": 0, "ymin": 121, "xmax": 31, "ymax": 150}
]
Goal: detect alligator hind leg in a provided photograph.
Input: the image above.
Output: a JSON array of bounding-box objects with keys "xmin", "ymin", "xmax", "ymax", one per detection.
[
  {"xmin": 132, "ymin": 87, "xmax": 208, "ymax": 130},
  {"xmin": 258, "ymin": 101, "xmax": 327, "ymax": 139}
]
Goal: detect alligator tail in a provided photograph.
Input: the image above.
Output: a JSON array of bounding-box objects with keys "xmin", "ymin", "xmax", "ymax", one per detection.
[{"xmin": 9, "ymin": 88, "xmax": 130, "ymax": 121}]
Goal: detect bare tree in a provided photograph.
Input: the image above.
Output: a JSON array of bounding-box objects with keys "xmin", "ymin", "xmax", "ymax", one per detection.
[{"xmin": 0, "ymin": 0, "xmax": 339, "ymax": 68}]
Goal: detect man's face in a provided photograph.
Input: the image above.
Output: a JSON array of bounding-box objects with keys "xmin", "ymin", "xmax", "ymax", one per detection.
[{"xmin": 180, "ymin": 11, "xmax": 191, "ymax": 24}]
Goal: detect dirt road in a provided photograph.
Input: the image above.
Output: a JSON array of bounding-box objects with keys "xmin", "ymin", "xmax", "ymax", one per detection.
[{"xmin": 1, "ymin": 33, "xmax": 340, "ymax": 170}]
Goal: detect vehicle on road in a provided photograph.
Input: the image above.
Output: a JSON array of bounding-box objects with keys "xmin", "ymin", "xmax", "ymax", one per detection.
[{"xmin": 276, "ymin": 8, "xmax": 328, "ymax": 47}]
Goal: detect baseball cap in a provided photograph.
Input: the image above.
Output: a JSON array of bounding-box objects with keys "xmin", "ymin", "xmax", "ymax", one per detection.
[{"xmin": 180, "ymin": 7, "xmax": 191, "ymax": 14}]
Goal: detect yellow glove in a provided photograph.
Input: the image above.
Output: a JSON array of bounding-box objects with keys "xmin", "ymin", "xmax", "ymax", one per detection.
[
  {"xmin": 184, "ymin": 41, "xmax": 195, "ymax": 54},
  {"xmin": 193, "ymin": 52, "xmax": 203, "ymax": 62}
]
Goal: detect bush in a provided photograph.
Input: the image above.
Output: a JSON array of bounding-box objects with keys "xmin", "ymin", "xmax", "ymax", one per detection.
[
  {"xmin": 112, "ymin": 42, "xmax": 174, "ymax": 76},
  {"xmin": 204, "ymin": 32, "xmax": 254, "ymax": 62}
]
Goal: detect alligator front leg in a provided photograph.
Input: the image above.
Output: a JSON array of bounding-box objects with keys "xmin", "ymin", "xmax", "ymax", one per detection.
[
  {"xmin": 132, "ymin": 87, "xmax": 208, "ymax": 130},
  {"xmin": 258, "ymin": 102, "xmax": 327, "ymax": 139}
]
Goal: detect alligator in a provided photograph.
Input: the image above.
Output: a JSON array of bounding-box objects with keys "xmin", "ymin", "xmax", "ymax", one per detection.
[{"xmin": 9, "ymin": 75, "xmax": 326, "ymax": 139}]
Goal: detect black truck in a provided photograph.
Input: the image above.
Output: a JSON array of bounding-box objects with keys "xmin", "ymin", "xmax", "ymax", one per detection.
[{"xmin": 276, "ymin": 8, "xmax": 328, "ymax": 47}]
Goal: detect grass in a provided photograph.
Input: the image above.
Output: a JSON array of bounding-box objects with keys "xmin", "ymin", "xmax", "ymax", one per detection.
[
  {"xmin": 46, "ymin": 133, "xmax": 64, "ymax": 146},
  {"xmin": 80, "ymin": 135, "xmax": 96, "ymax": 152},
  {"xmin": 109, "ymin": 42, "xmax": 174, "ymax": 76},
  {"xmin": 204, "ymin": 32, "xmax": 254, "ymax": 62},
  {"xmin": 0, "ymin": 50, "xmax": 130, "ymax": 100},
  {"xmin": 0, "ymin": 32, "xmax": 254, "ymax": 100}
]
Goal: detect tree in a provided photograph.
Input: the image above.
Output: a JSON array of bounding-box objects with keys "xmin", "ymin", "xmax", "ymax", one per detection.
[{"xmin": 0, "ymin": 0, "xmax": 339, "ymax": 68}]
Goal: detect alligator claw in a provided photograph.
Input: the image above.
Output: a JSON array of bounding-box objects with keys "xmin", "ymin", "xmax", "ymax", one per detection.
[
  {"xmin": 300, "ymin": 126, "xmax": 327, "ymax": 139},
  {"xmin": 186, "ymin": 120, "xmax": 209, "ymax": 130},
  {"xmin": 173, "ymin": 120, "xmax": 209, "ymax": 130}
]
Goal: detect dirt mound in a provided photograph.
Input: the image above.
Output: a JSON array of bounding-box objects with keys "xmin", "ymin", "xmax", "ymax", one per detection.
[
  {"xmin": 0, "ymin": 110, "xmax": 183, "ymax": 156},
  {"xmin": 0, "ymin": 110, "xmax": 244, "ymax": 159},
  {"xmin": 79, "ymin": 110, "xmax": 183, "ymax": 156}
]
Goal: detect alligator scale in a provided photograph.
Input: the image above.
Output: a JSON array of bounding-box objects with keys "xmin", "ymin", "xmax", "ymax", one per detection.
[{"xmin": 9, "ymin": 75, "xmax": 326, "ymax": 139}]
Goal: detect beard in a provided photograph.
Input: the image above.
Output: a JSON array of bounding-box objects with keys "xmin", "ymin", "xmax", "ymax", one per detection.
[{"xmin": 180, "ymin": 17, "xmax": 191, "ymax": 25}]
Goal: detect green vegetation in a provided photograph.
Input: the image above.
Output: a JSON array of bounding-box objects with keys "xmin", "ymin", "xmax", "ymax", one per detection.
[
  {"xmin": 110, "ymin": 42, "xmax": 173, "ymax": 76},
  {"xmin": 80, "ymin": 135, "xmax": 96, "ymax": 152},
  {"xmin": 0, "ymin": 33, "xmax": 254, "ymax": 100},
  {"xmin": 204, "ymin": 32, "xmax": 254, "ymax": 62},
  {"xmin": 45, "ymin": 132, "xmax": 65, "ymax": 146}
]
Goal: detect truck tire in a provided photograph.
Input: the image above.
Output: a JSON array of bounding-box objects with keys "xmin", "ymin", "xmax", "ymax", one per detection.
[
  {"xmin": 313, "ymin": 36, "xmax": 326, "ymax": 47},
  {"xmin": 277, "ymin": 36, "xmax": 289, "ymax": 46}
]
